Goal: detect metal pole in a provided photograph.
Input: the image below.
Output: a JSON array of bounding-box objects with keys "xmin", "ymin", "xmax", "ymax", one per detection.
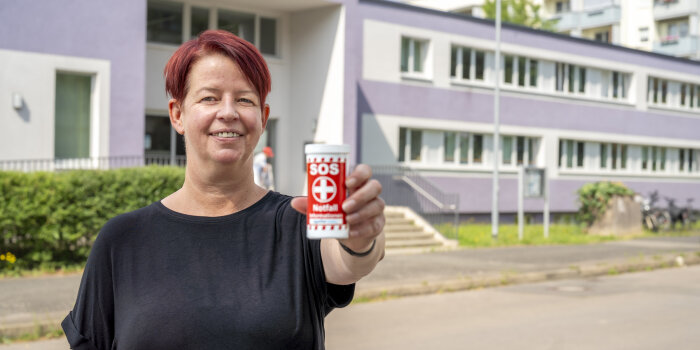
[
  {"xmin": 544, "ymin": 170, "xmax": 550, "ymax": 239},
  {"xmin": 491, "ymin": 0, "xmax": 502, "ymax": 239},
  {"xmin": 518, "ymin": 167, "xmax": 524, "ymax": 241},
  {"xmin": 453, "ymin": 197, "xmax": 460, "ymax": 241}
]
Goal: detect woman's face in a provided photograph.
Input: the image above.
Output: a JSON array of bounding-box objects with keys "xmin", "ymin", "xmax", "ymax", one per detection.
[{"xmin": 169, "ymin": 53, "xmax": 269, "ymax": 169}]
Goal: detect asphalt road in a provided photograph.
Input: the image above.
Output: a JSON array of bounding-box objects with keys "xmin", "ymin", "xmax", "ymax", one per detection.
[
  {"xmin": 326, "ymin": 265, "xmax": 700, "ymax": 350},
  {"xmin": 4, "ymin": 265, "xmax": 699, "ymax": 349}
]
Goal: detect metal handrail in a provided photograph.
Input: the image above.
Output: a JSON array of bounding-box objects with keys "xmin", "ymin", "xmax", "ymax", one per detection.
[
  {"xmin": 373, "ymin": 165, "xmax": 460, "ymax": 239},
  {"xmin": 397, "ymin": 175, "xmax": 456, "ymax": 210}
]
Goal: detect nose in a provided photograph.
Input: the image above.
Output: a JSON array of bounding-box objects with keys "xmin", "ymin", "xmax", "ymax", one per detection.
[{"xmin": 217, "ymin": 98, "xmax": 239, "ymax": 121}]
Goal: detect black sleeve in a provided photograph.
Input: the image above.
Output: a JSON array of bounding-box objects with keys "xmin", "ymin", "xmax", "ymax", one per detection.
[
  {"xmin": 297, "ymin": 208, "xmax": 355, "ymax": 315},
  {"xmin": 62, "ymin": 221, "xmax": 117, "ymax": 350}
]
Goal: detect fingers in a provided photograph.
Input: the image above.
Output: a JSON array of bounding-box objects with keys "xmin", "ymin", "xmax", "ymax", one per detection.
[
  {"xmin": 348, "ymin": 211, "xmax": 385, "ymax": 239},
  {"xmin": 346, "ymin": 164, "xmax": 372, "ymax": 190},
  {"xmin": 346, "ymin": 197, "xmax": 385, "ymax": 226},
  {"xmin": 342, "ymin": 179, "xmax": 382, "ymax": 213},
  {"xmin": 290, "ymin": 197, "xmax": 308, "ymax": 215}
]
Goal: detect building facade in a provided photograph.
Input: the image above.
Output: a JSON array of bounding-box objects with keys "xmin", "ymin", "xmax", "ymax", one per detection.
[
  {"xmin": 403, "ymin": 0, "xmax": 700, "ymax": 60},
  {"xmin": 1, "ymin": 0, "xmax": 699, "ymax": 217}
]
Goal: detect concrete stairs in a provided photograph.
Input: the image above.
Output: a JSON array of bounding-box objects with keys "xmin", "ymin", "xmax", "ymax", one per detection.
[{"xmin": 383, "ymin": 206, "xmax": 458, "ymax": 253}]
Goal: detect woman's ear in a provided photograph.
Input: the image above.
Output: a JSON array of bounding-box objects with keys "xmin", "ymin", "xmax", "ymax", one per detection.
[
  {"xmin": 262, "ymin": 104, "xmax": 270, "ymax": 131},
  {"xmin": 168, "ymin": 99, "xmax": 185, "ymax": 135}
]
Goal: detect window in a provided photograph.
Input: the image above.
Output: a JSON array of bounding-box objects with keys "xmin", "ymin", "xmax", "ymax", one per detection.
[
  {"xmin": 451, "ymin": 46, "xmax": 484, "ymax": 81},
  {"xmin": 556, "ymin": 63, "xmax": 585, "ymax": 94},
  {"xmin": 401, "ymin": 37, "xmax": 427, "ymax": 75},
  {"xmin": 649, "ymin": 77, "xmax": 670, "ymax": 105},
  {"xmin": 594, "ymin": 31, "xmax": 610, "ymax": 43},
  {"xmin": 218, "ymin": 10, "xmax": 255, "ymax": 44},
  {"xmin": 410, "ymin": 130, "xmax": 422, "ymax": 161},
  {"xmin": 680, "ymin": 84, "xmax": 699, "ymax": 109},
  {"xmin": 147, "ymin": 0, "xmax": 183, "ymax": 45},
  {"xmin": 679, "ymin": 148, "xmax": 699, "ymax": 173},
  {"xmin": 529, "ymin": 60, "xmax": 538, "ymax": 87},
  {"xmin": 444, "ymin": 132, "xmax": 456, "ymax": 162},
  {"xmin": 147, "ymin": 1, "xmax": 278, "ymax": 55},
  {"xmin": 502, "ymin": 136, "xmax": 513, "ymax": 165},
  {"xmin": 502, "ymin": 136, "xmax": 537, "ymax": 166},
  {"xmin": 473, "ymin": 134, "xmax": 483, "ymax": 164},
  {"xmin": 600, "ymin": 143, "xmax": 608, "ymax": 168},
  {"xmin": 475, "ymin": 51, "xmax": 485, "ymax": 80},
  {"xmin": 604, "ymin": 71, "xmax": 628, "ymax": 100},
  {"xmin": 55, "ymin": 73, "xmax": 92, "ymax": 159},
  {"xmin": 517, "ymin": 57, "xmax": 526, "ymax": 87},
  {"xmin": 145, "ymin": 115, "xmax": 185, "ymax": 157},
  {"xmin": 639, "ymin": 27, "xmax": 649, "ymax": 42},
  {"xmin": 576, "ymin": 141, "xmax": 584, "ymax": 167},
  {"xmin": 398, "ymin": 127, "xmax": 407, "ymax": 162},
  {"xmin": 556, "ymin": 0, "xmax": 570, "ymax": 13},
  {"xmin": 504, "ymin": 55, "xmax": 514, "ymax": 84},
  {"xmin": 459, "ymin": 134, "xmax": 470, "ymax": 164},
  {"xmin": 190, "ymin": 7, "xmax": 209, "ymax": 39},
  {"xmin": 260, "ymin": 17, "xmax": 277, "ymax": 56}
]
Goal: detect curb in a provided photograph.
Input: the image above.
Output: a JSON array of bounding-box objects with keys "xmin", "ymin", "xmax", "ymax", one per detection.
[{"xmin": 354, "ymin": 251, "xmax": 700, "ymax": 300}]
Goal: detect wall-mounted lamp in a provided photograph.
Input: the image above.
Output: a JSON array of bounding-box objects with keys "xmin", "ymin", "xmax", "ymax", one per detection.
[{"xmin": 12, "ymin": 93, "xmax": 23, "ymax": 110}]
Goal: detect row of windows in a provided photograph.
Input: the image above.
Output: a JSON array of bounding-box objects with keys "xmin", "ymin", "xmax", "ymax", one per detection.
[
  {"xmin": 397, "ymin": 128, "xmax": 537, "ymax": 167},
  {"xmin": 559, "ymin": 139, "xmax": 699, "ymax": 174},
  {"xmin": 147, "ymin": 0, "xmax": 277, "ymax": 56},
  {"xmin": 401, "ymin": 36, "xmax": 700, "ymax": 112},
  {"xmin": 648, "ymin": 77, "xmax": 700, "ymax": 110},
  {"xmin": 395, "ymin": 128, "xmax": 699, "ymax": 176}
]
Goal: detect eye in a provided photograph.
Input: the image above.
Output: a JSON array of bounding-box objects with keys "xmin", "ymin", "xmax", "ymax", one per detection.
[
  {"xmin": 200, "ymin": 96, "xmax": 216, "ymax": 102},
  {"xmin": 238, "ymin": 98, "xmax": 256, "ymax": 105}
]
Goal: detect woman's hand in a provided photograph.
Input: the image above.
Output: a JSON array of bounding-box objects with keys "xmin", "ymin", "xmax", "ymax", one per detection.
[{"xmin": 291, "ymin": 164, "xmax": 385, "ymax": 252}]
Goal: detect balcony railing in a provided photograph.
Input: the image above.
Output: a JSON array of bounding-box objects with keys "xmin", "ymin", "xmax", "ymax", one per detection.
[
  {"xmin": 654, "ymin": 0, "xmax": 698, "ymax": 20},
  {"xmin": 653, "ymin": 35, "xmax": 700, "ymax": 57},
  {"xmin": 0, "ymin": 155, "xmax": 187, "ymax": 172},
  {"xmin": 552, "ymin": 4, "xmax": 620, "ymax": 32}
]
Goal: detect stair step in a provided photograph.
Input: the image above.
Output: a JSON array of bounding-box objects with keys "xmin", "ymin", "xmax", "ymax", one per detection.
[
  {"xmin": 383, "ymin": 224, "xmax": 424, "ymax": 233},
  {"xmin": 385, "ymin": 218, "xmax": 413, "ymax": 225},
  {"xmin": 386, "ymin": 239, "xmax": 443, "ymax": 249},
  {"xmin": 384, "ymin": 212, "xmax": 404, "ymax": 219},
  {"xmin": 384, "ymin": 232, "xmax": 435, "ymax": 240}
]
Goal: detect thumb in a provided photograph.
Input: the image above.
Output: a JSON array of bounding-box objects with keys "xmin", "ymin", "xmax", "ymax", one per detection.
[{"xmin": 291, "ymin": 196, "xmax": 308, "ymax": 215}]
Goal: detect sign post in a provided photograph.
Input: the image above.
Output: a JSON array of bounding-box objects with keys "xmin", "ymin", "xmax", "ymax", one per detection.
[{"xmin": 518, "ymin": 166, "xmax": 548, "ymax": 240}]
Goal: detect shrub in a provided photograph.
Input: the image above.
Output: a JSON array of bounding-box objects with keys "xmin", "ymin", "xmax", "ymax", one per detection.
[
  {"xmin": 0, "ymin": 166, "xmax": 184, "ymax": 272},
  {"xmin": 577, "ymin": 181, "xmax": 634, "ymax": 227}
]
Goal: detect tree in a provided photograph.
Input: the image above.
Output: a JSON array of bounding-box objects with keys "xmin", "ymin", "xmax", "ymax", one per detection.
[{"xmin": 482, "ymin": 0, "xmax": 557, "ymax": 31}]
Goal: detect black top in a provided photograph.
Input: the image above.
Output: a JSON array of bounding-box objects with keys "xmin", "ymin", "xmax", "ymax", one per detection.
[{"xmin": 62, "ymin": 191, "xmax": 354, "ymax": 350}]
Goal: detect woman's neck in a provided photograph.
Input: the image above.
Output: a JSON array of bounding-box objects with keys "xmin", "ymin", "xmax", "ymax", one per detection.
[{"xmin": 162, "ymin": 160, "xmax": 267, "ymax": 217}]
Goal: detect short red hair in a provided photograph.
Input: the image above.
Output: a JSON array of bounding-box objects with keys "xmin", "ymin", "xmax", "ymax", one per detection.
[{"xmin": 164, "ymin": 30, "xmax": 271, "ymax": 110}]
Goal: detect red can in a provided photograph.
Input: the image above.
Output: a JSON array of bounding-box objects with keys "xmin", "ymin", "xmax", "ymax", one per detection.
[{"xmin": 305, "ymin": 144, "xmax": 351, "ymax": 239}]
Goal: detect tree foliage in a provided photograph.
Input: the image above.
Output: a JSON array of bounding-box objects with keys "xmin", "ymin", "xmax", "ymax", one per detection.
[{"xmin": 482, "ymin": 0, "xmax": 557, "ymax": 31}]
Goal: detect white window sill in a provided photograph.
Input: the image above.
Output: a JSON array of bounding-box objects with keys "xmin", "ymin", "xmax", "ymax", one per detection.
[
  {"xmin": 558, "ymin": 168, "xmax": 700, "ymax": 179},
  {"xmin": 449, "ymin": 79, "xmax": 635, "ymax": 107},
  {"xmin": 401, "ymin": 73, "xmax": 433, "ymax": 83}
]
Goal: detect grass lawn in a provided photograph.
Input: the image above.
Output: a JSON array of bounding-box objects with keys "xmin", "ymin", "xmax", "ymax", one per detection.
[{"xmin": 436, "ymin": 221, "xmax": 700, "ymax": 248}]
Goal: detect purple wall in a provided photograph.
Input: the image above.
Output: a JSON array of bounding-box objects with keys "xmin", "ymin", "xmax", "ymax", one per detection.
[
  {"xmin": 428, "ymin": 176, "xmax": 700, "ymax": 213},
  {"xmin": 0, "ymin": 0, "xmax": 146, "ymax": 157},
  {"xmin": 359, "ymin": 80, "xmax": 700, "ymax": 141}
]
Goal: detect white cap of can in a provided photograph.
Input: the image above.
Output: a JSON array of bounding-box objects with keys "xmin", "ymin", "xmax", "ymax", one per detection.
[{"xmin": 305, "ymin": 144, "xmax": 351, "ymax": 155}]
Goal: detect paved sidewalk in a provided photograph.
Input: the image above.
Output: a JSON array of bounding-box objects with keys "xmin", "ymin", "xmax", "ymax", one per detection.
[{"xmin": 1, "ymin": 235, "xmax": 699, "ymax": 340}]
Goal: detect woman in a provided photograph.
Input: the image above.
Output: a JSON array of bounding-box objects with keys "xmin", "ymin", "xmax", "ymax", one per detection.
[{"xmin": 62, "ymin": 30, "xmax": 385, "ymax": 349}]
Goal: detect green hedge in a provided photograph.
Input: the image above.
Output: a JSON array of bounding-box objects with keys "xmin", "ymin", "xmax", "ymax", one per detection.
[
  {"xmin": 577, "ymin": 181, "xmax": 635, "ymax": 227},
  {"xmin": 0, "ymin": 166, "xmax": 184, "ymax": 272}
]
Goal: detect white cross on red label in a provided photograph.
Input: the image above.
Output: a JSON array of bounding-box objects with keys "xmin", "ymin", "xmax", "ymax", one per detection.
[{"xmin": 312, "ymin": 176, "xmax": 337, "ymax": 203}]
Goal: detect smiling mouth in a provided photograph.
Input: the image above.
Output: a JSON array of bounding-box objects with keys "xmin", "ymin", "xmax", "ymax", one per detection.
[{"xmin": 212, "ymin": 132, "xmax": 242, "ymax": 138}]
